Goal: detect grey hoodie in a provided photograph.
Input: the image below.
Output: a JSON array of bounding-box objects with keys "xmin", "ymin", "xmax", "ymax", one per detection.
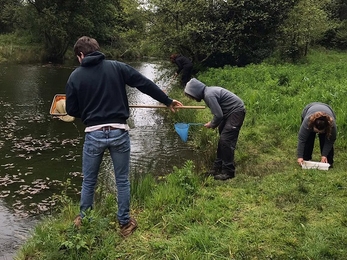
[
  {"xmin": 185, "ymin": 78, "xmax": 245, "ymax": 128},
  {"xmin": 297, "ymin": 102, "xmax": 337, "ymax": 158}
]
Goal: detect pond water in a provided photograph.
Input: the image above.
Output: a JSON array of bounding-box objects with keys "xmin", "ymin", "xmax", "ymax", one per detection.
[{"xmin": 0, "ymin": 61, "xmax": 201, "ymax": 258}]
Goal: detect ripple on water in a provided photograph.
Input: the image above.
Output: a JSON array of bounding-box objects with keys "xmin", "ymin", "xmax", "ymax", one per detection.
[
  {"xmin": 0, "ymin": 202, "xmax": 37, "ymax": 259},
  {"xmin": 129, "ymin": 124, "xmax": 199, "ymax": 176}
]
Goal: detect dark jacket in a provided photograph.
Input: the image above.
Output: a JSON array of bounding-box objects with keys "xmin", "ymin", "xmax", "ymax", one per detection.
[
  {"xmin": 175, "ymin": 55, "xmax": 193, "ymax": 74},
  {"xmin": 66, "ymin": 51, "xmax": 172, "ymax": 126},
  {"xmin": 185, "ymin": 78, "xmax": 245, "ymax": 128}
]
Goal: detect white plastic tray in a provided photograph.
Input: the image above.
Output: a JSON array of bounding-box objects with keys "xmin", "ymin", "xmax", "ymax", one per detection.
[{"xmin": 301, "ymin": 161, "xmax": 330, "ymax": 171}]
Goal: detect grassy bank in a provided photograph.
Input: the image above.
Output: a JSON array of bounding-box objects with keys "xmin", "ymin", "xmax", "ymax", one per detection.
[
  {"xmin": 16, "ymin": 49, "xmax": 347, "ymax": 259},
  {"xmin": 0, "ymin": 34, "xmax": 45, "ymax": 63}
]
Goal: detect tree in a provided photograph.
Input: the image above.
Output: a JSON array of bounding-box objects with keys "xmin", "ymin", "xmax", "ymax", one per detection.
[
  {"xmin": 0, "ymin": 0, "xmax": 23, "ymax": 33},
  {"xmin": 142, "ymin": 0, "xmax": 297, "ymax": 67},
  {"xmin": 22, "ymin": 0, "xmax": 126, "ymax": 62},
  {"xmin": 320, "ymin": 0, "xmax": 347, "ymax": 50},
  {"xmin": 278, "ymin": 0, "xmax": 333, "ymax": 61},
  {"xmin": 116, "ymin": 0, "xmax": 148, "ymax": 58}
]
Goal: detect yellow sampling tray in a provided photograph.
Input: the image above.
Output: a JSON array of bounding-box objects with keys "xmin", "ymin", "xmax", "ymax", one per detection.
[{"xmin": 50, "ymin": 94, "xmax": 67, "ymax": 116}]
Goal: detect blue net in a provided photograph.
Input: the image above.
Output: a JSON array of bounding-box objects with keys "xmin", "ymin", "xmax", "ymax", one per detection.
[
  {"xmin": 174, "ymin": 123, "xmax": 190, "ymax": 142},
  {"xmin": 174, "ymin": 123, "xmax": 204, "ymax": 142}
]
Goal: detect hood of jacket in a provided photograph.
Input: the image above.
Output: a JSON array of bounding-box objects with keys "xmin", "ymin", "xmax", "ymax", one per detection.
[
  {"xmin": 184, "ymin": 78, "xmax": 205, "ymax": 102},
  {"xmin": 81, "ymin": 51, "xmax": 105, "ymax": 67}
]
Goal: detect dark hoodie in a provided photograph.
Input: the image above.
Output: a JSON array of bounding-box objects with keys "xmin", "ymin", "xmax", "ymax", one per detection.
[
  {"xmin": 174, "ymin": 55, "xmax": 193, "ymax": 74},
  {"xmin": 66, "ymin": 51, "xmax": 173, "ymax": 126},
  {"xmin": 185, "ymin": 78, "xmax": 244, "ymax": 128}
]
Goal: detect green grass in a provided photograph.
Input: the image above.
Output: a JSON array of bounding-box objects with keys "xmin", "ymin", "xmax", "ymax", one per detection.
[
  {"xmin": 15, "ymin": 49, "xmax": 347, "ymax": 259},
  {"xmin": 16, "ymin": 164, "xmax": 347, "ymax": 259}
]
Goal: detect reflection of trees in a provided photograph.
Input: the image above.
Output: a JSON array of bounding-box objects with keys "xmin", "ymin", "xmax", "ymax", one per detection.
[{"xmin": 126, "ymin": 62, "xmax": 170, "ymax": 127}]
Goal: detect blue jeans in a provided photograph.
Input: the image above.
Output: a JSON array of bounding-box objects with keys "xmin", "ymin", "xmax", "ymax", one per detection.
[{"xmin": 80, "ymin": 128, "xmax": 131, "ymax": 225}]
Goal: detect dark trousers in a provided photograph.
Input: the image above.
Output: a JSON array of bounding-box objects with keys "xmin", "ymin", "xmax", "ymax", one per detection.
[
  {"xmin": 180, "ymin": 66, "xmax": 193, "ymax": 87},
  {"xmin": 213, "ymin": 110, "xmax": 246, "ymax": 176},
  {"xmin": 303, "ymin": 132, "xmax": 334, "ymax": 166}
]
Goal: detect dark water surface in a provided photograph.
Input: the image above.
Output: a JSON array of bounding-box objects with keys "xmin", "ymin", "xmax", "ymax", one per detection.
[{"xmin": 0, "ymin": 62, "xmax": 200, "ymax": 258}]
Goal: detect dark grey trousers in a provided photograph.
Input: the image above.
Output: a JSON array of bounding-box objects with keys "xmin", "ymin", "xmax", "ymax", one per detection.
[{"xmin": 213, "ymin": 109, "xmax": 246, "ymax": 176}]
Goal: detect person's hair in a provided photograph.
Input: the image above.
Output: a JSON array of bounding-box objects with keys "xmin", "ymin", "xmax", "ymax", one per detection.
[
  {"xmin": 73, "ymin": 36, "xmax": 100, "ymax": 57},
  {"xmin": 308, "ymin": 111, "xmax": 334, "ymax": 138},
  {"xmin": 170, "ymin": 53, "xmax": 179, "ymax": 62}
]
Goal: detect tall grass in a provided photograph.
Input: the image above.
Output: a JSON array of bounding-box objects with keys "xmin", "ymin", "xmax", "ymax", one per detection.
[
  {"xmin": 0, "ymin": 33, "xmax": 45, "ymax": 63},
  {"xmin": 170, "ymin": 48, "xmax": 347, "ymax": 176},
  {"xmin": 16, "ymin": 49, "xmax": 347, "ymax": 259}
]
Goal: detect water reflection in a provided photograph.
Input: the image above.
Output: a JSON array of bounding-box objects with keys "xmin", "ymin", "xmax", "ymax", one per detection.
[{"xmin": 0, "ymin": 61, "xmax": 199, "ymax": 257}]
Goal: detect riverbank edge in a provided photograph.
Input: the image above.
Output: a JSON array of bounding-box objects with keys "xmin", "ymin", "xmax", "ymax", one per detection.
[{"xmin": 0, "ymin": 37, "xmax": 155, "ymax": 65}]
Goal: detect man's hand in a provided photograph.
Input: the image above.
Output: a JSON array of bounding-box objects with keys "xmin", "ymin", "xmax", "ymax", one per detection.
[
  {"xmin": 204, "ymin": 121, "xmax": 212, "ymax": 128},
  {"xmin": 169, "ymin": 100, "xmax": 183, "ymax": 112},
  {"xmin": 320, "ymin": 156, "xmax": 328, "ymax": 163},
  {"xmin": 297, "ymin": 158, "xmax": 304, "ymax": 166}
]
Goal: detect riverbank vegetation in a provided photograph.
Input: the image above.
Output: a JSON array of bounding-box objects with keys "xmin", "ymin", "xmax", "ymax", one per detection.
[
  {"xmin": 1, "ymin": 0, "xmax": 347, "ymax": 66},
  {"xmin": 15, "ymin": 49, "xmax": 347, "ymax": 259}
]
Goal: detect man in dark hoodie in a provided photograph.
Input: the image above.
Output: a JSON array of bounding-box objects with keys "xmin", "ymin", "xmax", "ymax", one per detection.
[
  {"xmin": 170, "ymin": 54, "xmax": 193, "ymax": 87},
  {"xmin": 184, "ymin": 78, "xmax": 246, "ymax": 180},
  {"xmin": 65, "ymin": 36, "xmax": 183, "ymax": 237}
]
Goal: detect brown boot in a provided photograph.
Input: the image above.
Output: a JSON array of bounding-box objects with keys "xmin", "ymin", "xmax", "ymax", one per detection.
[
  {"xmin": 120, "ymin": 217, "xmax": 138, "ymax": 238},
  {"xmin": 73, "ymin": 215, "xmax": 82, "ymax": 228}
]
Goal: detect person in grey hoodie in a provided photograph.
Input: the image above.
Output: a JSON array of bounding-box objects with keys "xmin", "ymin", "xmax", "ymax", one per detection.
[
  {"xmin": 184, "ymin": 78, "xmax": 246, "ymax": 180},
  {"xmin": 297, "ymin": 102, "xmax": 337, "ymax": 167}
]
